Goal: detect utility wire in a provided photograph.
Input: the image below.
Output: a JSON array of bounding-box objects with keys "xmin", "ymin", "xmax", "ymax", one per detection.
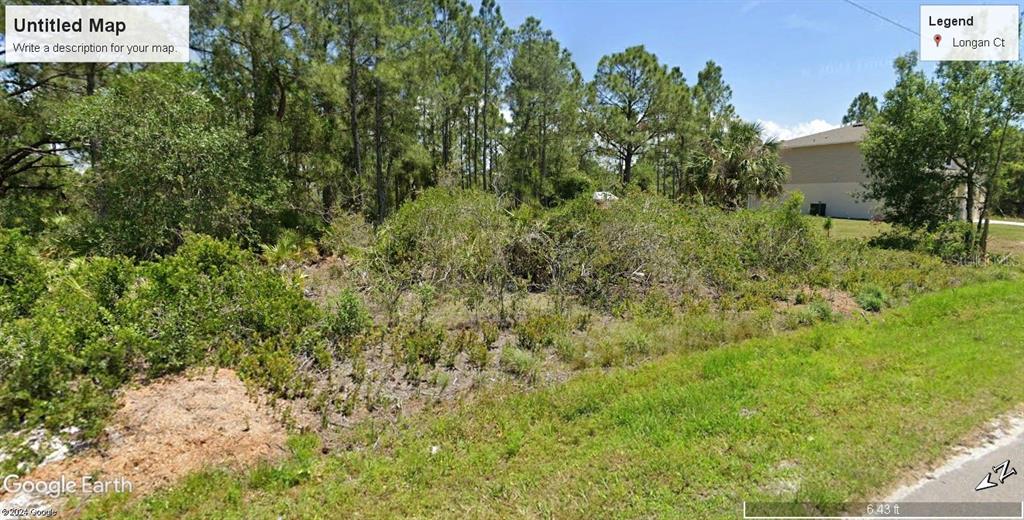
[{"xmin": 841, "ymin": 0, "xmax": 920, "ymax": 36}]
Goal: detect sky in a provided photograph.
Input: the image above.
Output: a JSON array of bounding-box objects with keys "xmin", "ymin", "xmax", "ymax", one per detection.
[{"xmin": 489, "ymin": 0, "xmax": 1022, "ymax": 140}]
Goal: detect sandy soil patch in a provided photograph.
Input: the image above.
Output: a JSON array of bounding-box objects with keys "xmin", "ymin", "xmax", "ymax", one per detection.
[{"xmin": 0, "ymin": 368, "xmax": 287, "ymax": 514}]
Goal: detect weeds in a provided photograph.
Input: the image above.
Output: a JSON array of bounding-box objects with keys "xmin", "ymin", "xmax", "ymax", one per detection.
[
  {"xmin": 500, "ymin": 348, "xmax": 539, "ymax": 382},
  {"xmin": 856, "ymin": 285, "xmax": 889, "ymax": 312}
]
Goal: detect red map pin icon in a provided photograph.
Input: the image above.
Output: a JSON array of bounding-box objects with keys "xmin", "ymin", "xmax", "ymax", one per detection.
[{"xmin": 934, "ymin": 34, "xmax": 942, "ymax": 46}]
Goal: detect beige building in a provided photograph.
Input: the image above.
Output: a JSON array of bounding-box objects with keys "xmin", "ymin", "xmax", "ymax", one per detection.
[
  {"xmin": 752, "ymin": 124, "xmax": 981, "ymax": 221},
  {"xmin": 752, "ymin": 124, "xmax": 878, "ymax": 220}
]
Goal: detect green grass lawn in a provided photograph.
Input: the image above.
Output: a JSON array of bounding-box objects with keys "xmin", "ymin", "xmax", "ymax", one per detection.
[
  {"xmin": 87, "ymin": 277, "xmax": 1024, "ymax": 519},
  {"xmin": 810, "ymin": 216, "xmax": 1024, "ymax": 256},
  {"xmin": 987, "ymin": 224, "xmax": 1024, "ymax": 256}
]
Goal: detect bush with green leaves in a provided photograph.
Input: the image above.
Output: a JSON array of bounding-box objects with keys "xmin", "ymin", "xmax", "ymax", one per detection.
[
  {"xmin": 449, "ymin": 329, "xmax": 487, "ymax": 369},
  {"xmin": 480, "ymin": 321, "xmax": 500, "ymax": 347},
  {"xmin": 786, "ymin": 298, "xmax": 837, "ymax": 328},
  {"xmin": 870, "ymin": 221, "xmax": 979, "ymax": 264},
  {"xmin": 261, "ymin": 229, "xmax": 319, "ymax": 267},
  {"xmin": 0, "ymin": 256, "xmax": 136, "ymax": 435},
  {"xmin": 515, "ymin": 313, "xmax": 566, "ymax": 351},
  {"xmin": 0, "ymin": 229, "xmax": 47, "ymax": 321},
  {"xmin": 530, "ymin": 191, "xmax": 693, "ymax": 305},
  {"xmin": 695, "ymin": 193, "xmax": 823, "ymax": 284},
  {"xmin": 397, "ymin": 325, "xmax": 447, "ymax": 376},
  {"xmin": 123, "ymin": 235, "xmax": 324, "ymax": 378},
  {"xmin": 0, "ymin": 235, "xmax": 326, "ymax": 436},
  {"xmin": 512, "ymin": 191, "xmax": 826, "ymax": 310},
  {"xmin": 374, "ymin": 188, "xmax": 513, "ymax": 294},
  {"xmin": 321, "ymin": 212, "xmax": 373, "ymax": 257},
  {"xmin": 57, "ymin": 66, "xmax": 285, "ymax": 258},
  {"xmin": 856, "ymin": 285, "xmax": 889, "ymax": 312},
  {"xmin": 328, "ymin": 290, "xmax": 371, "ymax": 342},
  {"xmin": 466, "ymin": 332, "xmax": 491, "ymax": 369},
  {"xmin": 500, "ymin": 347, "xmax": 539, "ymax": 382},
  {"xmin": 820, "ymin": 239, "xmax": 960, "ymax": 302}
]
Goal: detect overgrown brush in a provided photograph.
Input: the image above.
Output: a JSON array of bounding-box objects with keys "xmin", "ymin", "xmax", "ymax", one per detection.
[
  {"xmin": 373, "ymin": 188, "xmax": 513, "ymax": 296},
  {"xmin": 0, "ymin": 235, "xmax": 328, "ymax": 437},
  {"xmin": 869, "ymin": 221, "xmax": 980, "ymax": 264},
  {"xmin": 0, "ymin": 229, "xmax": 47, "ymax": 322}
]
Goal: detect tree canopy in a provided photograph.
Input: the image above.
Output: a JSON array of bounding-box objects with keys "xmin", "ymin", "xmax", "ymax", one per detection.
[
  {"xmin": 862, "ymin": 52, "xmax": 1024, "ymax": 253},
  {"xmin": 842, "ymin": 92, "xmax": 878, "ymax": 126},
  {"xmin": 1, "ymin": 0, "xmax": 790, "ymax": 259}
]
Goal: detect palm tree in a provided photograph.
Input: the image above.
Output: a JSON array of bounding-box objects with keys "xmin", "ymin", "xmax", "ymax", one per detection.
[{"xmin": 687, "ymin": 120, "xmax": 788, "ymax": 209}]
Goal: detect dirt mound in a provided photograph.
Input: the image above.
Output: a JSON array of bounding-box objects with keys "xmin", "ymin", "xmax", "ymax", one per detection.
[
  {"xmin": 780, "ymin": 286, "xmax": 861, "ymax": 316},
  {"xmin": 2, "ymin": 368, "xmax": 287, "ymax": 512},
  {"xmin": 816, "ymin": 287, "xmax": 860, "ymax": 315}
]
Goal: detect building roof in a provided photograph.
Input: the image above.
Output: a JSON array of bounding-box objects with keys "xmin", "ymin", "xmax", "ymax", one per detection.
[{"xmin": 781, "ymin": 124, "xmax": 867, "ymax": 150}]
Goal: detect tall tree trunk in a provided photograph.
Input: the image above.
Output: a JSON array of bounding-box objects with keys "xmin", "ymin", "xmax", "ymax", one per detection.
[
  {"xmin": 373, "ymin": 37, "xmax": 386, "ymax": 226},
  {"xmin": 463, "ymin": 108, "xmax": 470, "ymax": 186},
  {"xmin": 482, "ymin": 58, "xmax": 489, "ymax": 188},
  {"xmin": 623, "ymin": 150, "xmax": 633, "ymax": 186},
  {"xmin": 442, "ymin": 106, "xmax": 451, "ymax": 170},
  {"xmin": 965, "ymin": 170, "xmax": 975, "ymax": 225},
  {"xmin": 472, "ymin": 104, "xmax": 479, "ymax": 188},
  {"xmin": 979, "ymin": 113, "xmax": 1013, "ymax": 257},
  {"xmin": 537, "ymin": 114, "xmax": 546, "ymax": 201},
  {"xmin": 346, "ymin": 4, "xmax": 362, "ymax": 207},
  {"xmin": 86, "ymin": 63, "xmax": 99, "ymax": 167},
  {"xmin": 322, "ymin": 185, "xmax": 337, "ymax": 223}
]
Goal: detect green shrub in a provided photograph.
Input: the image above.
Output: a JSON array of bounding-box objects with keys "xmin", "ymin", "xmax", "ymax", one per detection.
[
  {"xmin": 856, "ymin": 285, "xmax": 888, "ymax": 312},
  {"xmin": 238, "ymin": 336, "xmax": 314, "ymax": 399},
  {"xmin": 518, "ymin": 192, "xmax": 826, "ymax": 309},
  {"xmin": 126, "ymin": 235, "xmax": 323, "ymax": 377},
  {"xmin": 808, "ymin": 299, "xmax": 837, "ymax": 322},
  {"xmin": 533, "ymin": 192, "xmax": 693, "ymax": 305},
  {"xmin": 0, "ymin": 229, "xmax": 47, "ymax": 321},
  {"xmin": 699, "ymin": 193, "xmax": 823, "ymax": 280},
  {"xmin": 0, "ymin": 235, "xmax": 326, "ymax": 436},
  {"xmin": 328, "ymin": 290, "xmax": 371, "ymax": 342},
  {"xmin": 0, "ymin": 256, "xmax": 137, "ymax": 434},
  {"xmin": 321, "ymin": 212, "xmax": 373, "ymax": 257},
  {"xmin": 450, "ymin": 329, "xmax": 486, "ymax": 369},
  {"xmin": 480, "ymin": 321, "xmax": 500, "ymax": 347},
  {"xmin": 515, "ymin": 313, "xmax": 566, "ymax": 351},
  {"xmin": 621, "ymin": 290, "xmax": 675, "ymax": 320},
  {"xmin": 787, "ymin": 298, "xmax": 837, "ymax": 327},
  {"xmin": 466, "ymin": 335, "xmax": 491, "ymax": 369},
  {"xmin": 500, "ymin": 347, "xmax": 539, "ymax": 382},
  {"xmin": 398, "ymin": 325, "xmax": 447, "ymax": 374},
  {"xmin": 57, "ymin": 68, "xmax": 283, "ymax": 258},
  {"xmin": 261, "ymin": 229, "xmax": 319, "ymax": 267},
  {"xmin": 870, "ymin": 221, "xmax": 978, "ymax": 264},
  {"xmin": 374, "ymin": 188, "xmax": 512, "ymax": 293}
]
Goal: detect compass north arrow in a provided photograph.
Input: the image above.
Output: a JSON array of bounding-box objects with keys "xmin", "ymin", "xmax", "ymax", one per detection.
[{"xmin": 975, "ymin": 472, "xmax": 999, "ymax": 491}]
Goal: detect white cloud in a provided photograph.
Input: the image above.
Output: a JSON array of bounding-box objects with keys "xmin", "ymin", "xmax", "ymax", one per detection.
[
  {"xmin": 740, "ymin": 0, "xmax": 764, "ymax": 14},
  {"xmin": 757, "ymin": 119, "xmax": 839, "ymax": 142},
  {"xmin": 783, "ymin": 13, "xmax": 831, "ymax": 33}
]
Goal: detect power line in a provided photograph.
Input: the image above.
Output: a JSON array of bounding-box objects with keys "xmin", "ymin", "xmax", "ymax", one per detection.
[{"xmin": 841, "ymin": 0, "xmax": 920, "ymax": 36}]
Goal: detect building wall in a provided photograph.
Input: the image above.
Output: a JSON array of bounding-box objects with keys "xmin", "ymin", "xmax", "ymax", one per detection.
[
  {"xmin": 750, "ymin": 131, "xmax": 982, "ymax": 222},
  {"xmin": 782, "ymin": 142, "xmax": 866, "ymax": 184},
  {"xmin": 775, "ymin": 182, "xmax": 878, "ymax": 219},
  {"xmin": 749, "ymin": 141, "xmax": 879, "ymax": 220}
]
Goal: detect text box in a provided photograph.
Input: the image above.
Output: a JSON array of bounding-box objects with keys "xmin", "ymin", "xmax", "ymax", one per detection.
[
  {"xmin": 5, "ymin": 5, "xmax": 189, "ymax": 63},
  {"xmin": 920, "ymin": 5, "xmax": 1020, "ymax": 61}
]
